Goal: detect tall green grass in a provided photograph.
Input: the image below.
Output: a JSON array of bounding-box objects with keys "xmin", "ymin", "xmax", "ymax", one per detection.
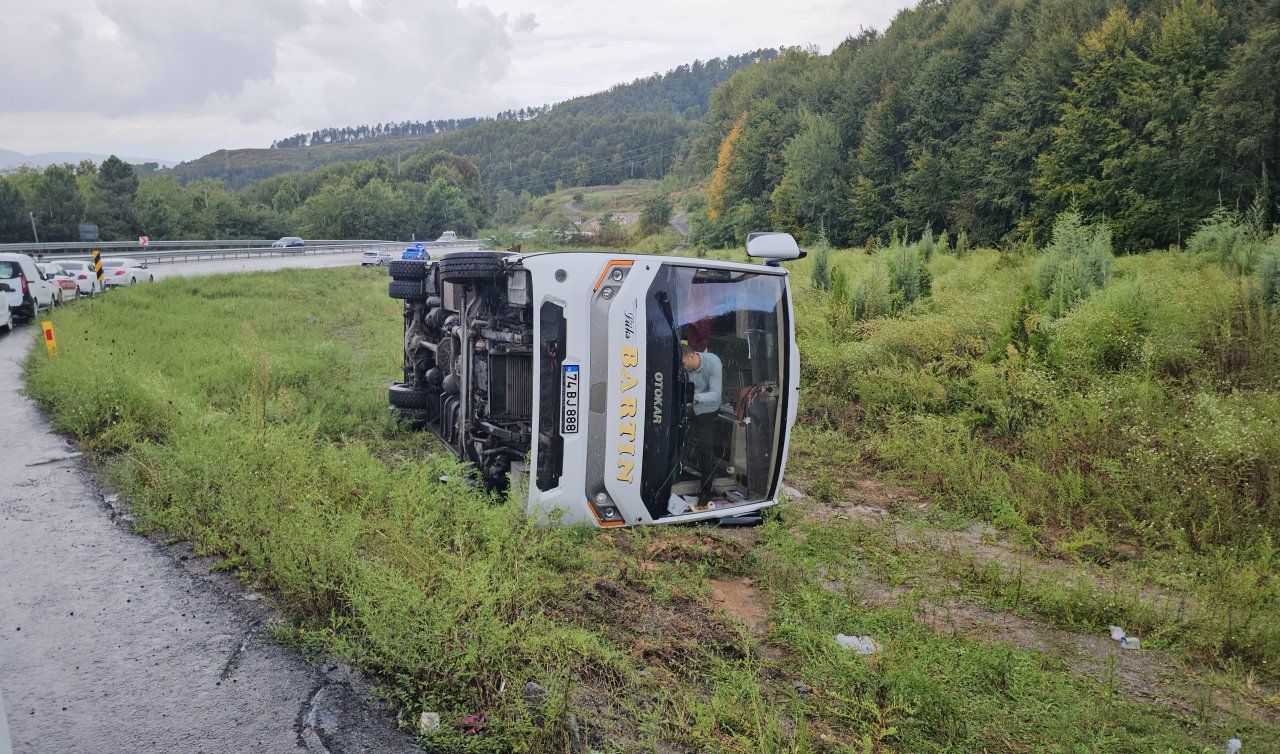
[{"xmin": 789, "ymin": 229, "xmax": 1280, "ymax": 667}]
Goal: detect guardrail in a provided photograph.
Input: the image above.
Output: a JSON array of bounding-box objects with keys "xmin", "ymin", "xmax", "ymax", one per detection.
[
  {"xmin": 0, "ymin": 239, "xmax": 384, "ymax": 256},
  {"xmin": 1, "ymin": 239, "xmax": 485, "ymax": 265}
]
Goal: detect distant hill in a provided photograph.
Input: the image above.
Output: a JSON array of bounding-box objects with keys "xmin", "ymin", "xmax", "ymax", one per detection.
[
  {"xmin": 165, "ymin": 49, "xmax": 779, "ymax": 191},
  {"xmin": 0, "ymin": 148, "xmax": 175, "ymax": 173},
  {"xmin": 164, "ymin": 137, "xmax": 440, "ymax": 190}
]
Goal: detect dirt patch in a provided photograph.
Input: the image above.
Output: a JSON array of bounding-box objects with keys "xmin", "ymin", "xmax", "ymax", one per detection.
[
  {"xmin": 795, "ymin": 478, "xmax": 933, "ymax": 523},
  {"xmin": 917, "ymin": 598, "xmax": 1280, "ymax": 726},
  {"xmin": 794, "ymin": 477, "xmax": 1279, "ymax": 728},
  {"xmin": 708, "ymin": 577, "xmax": 769, "ymax": 637},
  {"xmin": 554, "ymin": 573, "xmax": 751, "ymax": 752},
  {"xmin": 798, "ymin": 483, "xmax": 1197, "ymax": 616},
  {"xmin": 568, "ymin": 575, "xmax": 744, "ymax": 670}
]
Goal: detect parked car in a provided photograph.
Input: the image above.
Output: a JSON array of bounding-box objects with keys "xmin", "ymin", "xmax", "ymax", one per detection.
[
  {"xmin": 401, "ymin": 244, "xmax": 428, "ymax": 261},
  {"xmin": 0, "ymin": 253, "xmax": 59, "ymax": 319},
  {"xmin": 52, "ymin": 260, "xmax": 104, "ymax": 296},
  {"xmin": 435, "ymin": 231, "xmax": 457, "ymax": 243},
  {"xmin": 101, "ymin": 258, "xmax": 155, "ymax": 286},
  {"xmin": 0, "ymin": 293, "xmax": 11, "ymax": 332},
  {"xmin": 37, "ymin": 263, "xmax": 79, "ymax": 303},
  {"xmin": 271, "ymin": 236, "xmax": 305, "ymax": 248},
  {"xmin": 361, "ymin": 249, "xmax": 393, "ymax": 266}
]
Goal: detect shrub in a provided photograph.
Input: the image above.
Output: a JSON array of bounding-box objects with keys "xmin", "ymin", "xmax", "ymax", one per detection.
[
  {"xmin": 830, "ymin": 264, "xmax": 849, "ymax": 307},
  {"xmin": 1186, "ymin": 206, "xmax": 1256, "ymax": 274},
  {"xmin": 884, "ymin": 243, "xmax": 932, "ymax": 308},
  {"xmin": 1258, "ymin": 241, "xmax": 1280, "ymax": 311},
  {"xmin": 954, "ymin": 230, "xmax": 969, "ymax": 256},
  {"xmin": 638, "ymin": 193, "xmax": 673, "ymax": 235},
  {"xmin": 1054, "ymin": 277, "xmax": 1152, "ymax": 373},
  {"xmin": 810, "ymin": 244, "xmax": 831, "ymax": 291},
  {"xmin": 850, "ymin": 264, "xmax": 893, "ymax": 322},
  {"xmin": 1035, "ymin": 210, "xmax": 1113, "ymax": 317}
]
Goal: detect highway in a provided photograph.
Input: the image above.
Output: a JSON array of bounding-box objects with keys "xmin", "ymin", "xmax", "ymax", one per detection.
[{"xmin": 148, "ymin": 250, "xmax": 368, "ymax": 279}]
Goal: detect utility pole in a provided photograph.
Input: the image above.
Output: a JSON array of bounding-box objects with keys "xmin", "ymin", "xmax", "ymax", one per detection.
[{"xmin": 29, "ymin": 211, "xmax": 39, "ymax": 244}]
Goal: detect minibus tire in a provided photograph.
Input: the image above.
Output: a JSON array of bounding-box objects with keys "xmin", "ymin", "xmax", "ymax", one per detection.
[
  {"xmin": 389, "ymin": 279, "xmax": 427, "ymax": 300},
  {"xmin": 437, "ymin": 252, "xmax": 507, "ymax": 284},
  {"xmin": 389, "ymin": 383, "xmax": 433, "ymax": 409},
  {"xmin": 389, "ymin": 260, "xmax": 429, "ymax": 280}
]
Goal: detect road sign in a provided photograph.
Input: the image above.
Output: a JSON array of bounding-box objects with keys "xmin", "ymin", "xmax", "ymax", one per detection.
[
  {"xmin": 41, "ymin": 321, "xmax": 57, "ymax": 359},
  {"xmin": 138, "ymin": 235, "xmax": 150, "ymax": 247},
  {"xmin": 92, "ymin": 249, "xmax": 103, "ymax": 285}
]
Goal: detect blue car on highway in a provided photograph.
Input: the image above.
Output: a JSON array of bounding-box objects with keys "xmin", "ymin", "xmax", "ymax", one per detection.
[{"xmin": 401, "ymin": 243, "xmax": 428, "ymax": 261}]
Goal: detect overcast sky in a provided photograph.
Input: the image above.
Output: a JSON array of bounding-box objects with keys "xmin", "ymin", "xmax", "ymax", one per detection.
[{"xmin": 0, "ymin": 0, "xmax": 913, "ymax": 164}]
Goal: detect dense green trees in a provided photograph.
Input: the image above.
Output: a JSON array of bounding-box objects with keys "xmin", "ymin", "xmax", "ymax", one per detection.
[
  {"xmin": 32, "ymin": 165, "xmax": 85, "ymax": 241},
  {"xmin": 0, "ymin": 148, "xmax": 486, "ymax": 243},
  {"xmin": 687, "ymin": 0, "xmax": 1280, "ymax": 253},
  {"xmin": 0, "ymin": 179, "xmax": 28, "ymax": 242},
  {"xmin": 85, "ymin": 156, "xmax": 140, "ymax": 240}
]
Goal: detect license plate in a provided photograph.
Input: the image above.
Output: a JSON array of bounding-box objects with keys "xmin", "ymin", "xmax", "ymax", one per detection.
[{"xmin": 561, "ymin": 364, "xmax": 580, "ymax": 434}]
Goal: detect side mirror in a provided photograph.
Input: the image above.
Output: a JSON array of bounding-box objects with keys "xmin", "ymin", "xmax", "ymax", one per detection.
[{"xmin": 746, "ymin": 232, "xmax": 806, "ymax": 261}]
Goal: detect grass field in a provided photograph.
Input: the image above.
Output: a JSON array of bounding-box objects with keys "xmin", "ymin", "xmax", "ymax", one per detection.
[{"xmin": 23, "ymin": 252, "xmax": 1280, "ymax": 751}]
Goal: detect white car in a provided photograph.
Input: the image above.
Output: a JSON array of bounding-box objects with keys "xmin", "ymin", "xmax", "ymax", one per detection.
[
  {"xmin": 0, "ymin": 293, "xmax": 11, "ymax": 333},
  {"xmin": 37, "ymin": 263, "xmax": 79, "ymax": 304},
  {"xmin": 0, "ymin": 253, "xmax": 59, "ymax": 320},
  {"xmin": 101, "ymin": 257, "xmax": 155, "ymax": 286},
  {"xmin": 435, "ymin": 231, "xmax": 458, "ymax": 243},
  {"xmin": 361, "ymin": 249, "xmax": 392, "ymax": 266},
  {"xmin": 54, "ymin": 260, "xmax": 105, "ymax": 296}
]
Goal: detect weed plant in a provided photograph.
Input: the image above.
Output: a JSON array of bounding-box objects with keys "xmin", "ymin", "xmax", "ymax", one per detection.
[
  {"xmin": 1187, "ymin": 206, "xmax": 1261, "ymax": 274},
  {"xmin": 1259, "ymin": 245, "xmax": 1280, "ymax": 310}
]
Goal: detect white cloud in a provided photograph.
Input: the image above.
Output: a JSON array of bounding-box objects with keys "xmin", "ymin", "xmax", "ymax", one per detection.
[
  {"xmin": 0, "ymin": 0, "xmax": 911, "ymax": 161},
  {"xmin": 510, "ymin": 12, "xmax": 537, "ymax": 34}
]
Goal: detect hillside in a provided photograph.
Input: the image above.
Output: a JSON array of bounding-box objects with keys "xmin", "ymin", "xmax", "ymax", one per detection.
[
  {"xmin": 164, "ymin": 135, "xmax": 446, "ymax": 190},
  {"xmin": 166, "ymin": 49, "xmax": 777, "ymax": 191},
  {"xmin": 686, "ymin": 0, "xmax": 1280, "ymax": 252}
]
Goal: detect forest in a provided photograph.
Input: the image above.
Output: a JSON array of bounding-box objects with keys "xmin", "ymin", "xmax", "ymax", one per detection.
[{"xmin": 688, "ymin": 0, "xmax": 1280, "ymax": 252}]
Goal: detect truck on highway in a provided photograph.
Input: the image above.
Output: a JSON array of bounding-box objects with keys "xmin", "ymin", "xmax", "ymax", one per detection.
[{"xmin": 385, "ymin": 233, "xmax": 804, "ymax": 527}]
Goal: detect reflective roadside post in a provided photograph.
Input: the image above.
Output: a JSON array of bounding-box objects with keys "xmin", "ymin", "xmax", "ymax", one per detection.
[
  {"xmin": 41, "ymin": 320, "xmax": 57, "ymax": 359},
  {"xmin": 92, "ymin": 249, "xmax": 104, "ymax": 290}
]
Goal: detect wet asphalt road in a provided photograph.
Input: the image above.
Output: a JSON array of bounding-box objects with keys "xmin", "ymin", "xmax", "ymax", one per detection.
[
  {"xmin": 0, "ymin": 255, "xmax": 419, "ymax": 753},
  {"xmin": 147, "ymin": 252, "xmax": 369, "ymax": 280}
]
